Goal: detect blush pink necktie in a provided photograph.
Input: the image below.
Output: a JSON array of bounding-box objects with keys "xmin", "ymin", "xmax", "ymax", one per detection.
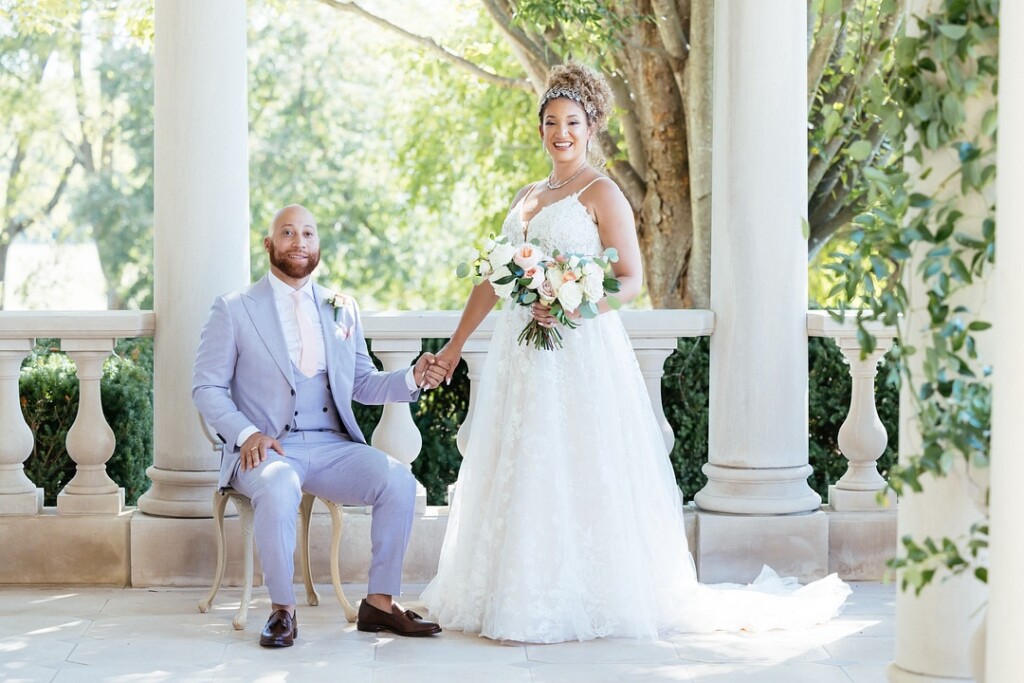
[{"xmin": 290, "ymin": 289, "xmax": 318, "ymax": 377}]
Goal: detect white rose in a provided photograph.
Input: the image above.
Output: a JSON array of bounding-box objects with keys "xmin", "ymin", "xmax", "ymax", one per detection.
[
  {"xmin": 581, "ymin": 272, "xmax": 605, "ymax": 302},
  {"xmin": 488, "ymin": 242, "xmax": 517, "ymax": 268},
  {"xmin": 489, "ymin": 265, "xmax": 515, "ymax": 299},
  {"xmin": 483, "ymin": 237, "xmax": 496, "ymax": 252},
  {"xmin": 557, "ymin": 281, "xmax": 584, "ymax": 313},
  {"xmin": 513, "ymin": 244, "xmax": 543, "ymax": 270}
]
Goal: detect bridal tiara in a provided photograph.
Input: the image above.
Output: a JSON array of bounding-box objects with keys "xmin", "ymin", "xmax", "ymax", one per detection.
[{"xmin": 538, "ymin": 86, "xmax": 597, "ymax": 120}]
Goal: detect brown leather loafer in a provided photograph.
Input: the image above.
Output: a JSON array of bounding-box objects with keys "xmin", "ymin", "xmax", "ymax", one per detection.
[
  {"xmin": 357, "ymin": 600, "xmax": 441, "ymax": 637},
  {"xmin": 259, "ymin": 609, "xmax": 297, "ymax": 647}
]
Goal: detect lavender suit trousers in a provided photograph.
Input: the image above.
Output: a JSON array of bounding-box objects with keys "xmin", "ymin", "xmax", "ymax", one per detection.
[{"xmin": 230, "ymin": 430, "xmax": 416, "ymax": 605}]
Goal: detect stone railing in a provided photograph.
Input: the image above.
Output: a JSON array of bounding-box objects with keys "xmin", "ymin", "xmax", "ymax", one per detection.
[
  {"xmin": 0, "ymin": 309, "xmax": 712, "ymax": 516},
  {"xmin": 806, "ymin": 311, "xmax": 898, "ymax": 511},
  {"xmin": 0, "ymin": 312, "xmax": 156, "ymax": 515},
  {"xmin": 0, "ymin": 309, "xmax": 897, "ymax": 517}
]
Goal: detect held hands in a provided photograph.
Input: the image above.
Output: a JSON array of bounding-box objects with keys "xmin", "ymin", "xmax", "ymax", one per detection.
[
  {"xmin": 434, "ymin": 341, "xmax": 463, "ymax": 385},
  {"xmin": 240, "ymin": 432, "xmax": 285, "ymax": 471},
  {"xmin": 413, "ymin": 352, "xmax": 452, "ymax": 391}
]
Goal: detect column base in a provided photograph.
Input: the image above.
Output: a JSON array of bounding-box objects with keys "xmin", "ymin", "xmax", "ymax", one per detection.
[
  {"xmin": 694, "ymin": 463, "xmax": 822, "ymax": 514},
  {"xmin": 694, "ymin": 508, "xmax": 829, "ymax": 583},
  {"xmin": 886, "ymin": 662, "xmax": 972, "ymax": 683},
  {"xmin": 0, "ymin": 488, "xmax": 43, "ymax": 515},
  {"xmin": 829, "ymin": 484, "xmax": 897, "ymax": 512},
  {"xmin": 827, "ymin": 507, "xmax": 897, "ymax": 579},
  {"xmin": 137, "ymin": 466, "xmax": 219, "ymax": 518},
  {"xmin": 57, "ymin": 488, "xmax": 125, "ymax": 515}
]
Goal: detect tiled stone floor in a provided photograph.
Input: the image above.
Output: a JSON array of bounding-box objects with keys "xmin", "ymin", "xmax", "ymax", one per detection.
[{"xmin": 0, "ymin": 582, "xmax": 894, "ymax": 682}]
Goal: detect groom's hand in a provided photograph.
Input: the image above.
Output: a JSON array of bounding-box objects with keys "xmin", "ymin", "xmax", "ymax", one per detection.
[
  {"xmin": 414, "ymin": 353, "xmax": 450, "ymax": 390},
  {"xmin": 240, "ymin": 432, "xmax": 284, "ymax": 471}
]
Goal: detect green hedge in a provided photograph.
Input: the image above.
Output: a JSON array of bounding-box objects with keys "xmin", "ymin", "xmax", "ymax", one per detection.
[
  {"xmin": 20, "ymin": 338, "xmax": 153, "ymax": 506},
  {"xmin": 18, "ymin": 335, "xmax": 897, "ymax": 508}
]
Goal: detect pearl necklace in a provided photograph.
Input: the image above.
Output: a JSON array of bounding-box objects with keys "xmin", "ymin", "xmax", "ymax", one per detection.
[{"xmin": 546, "ymin": 162, "xmax": 588, "ymax": 190}]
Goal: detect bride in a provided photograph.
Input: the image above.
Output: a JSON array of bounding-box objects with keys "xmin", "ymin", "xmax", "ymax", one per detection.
[{"xmin": 420, "ymin": 62, "xmax": 850, "ymax": 643}]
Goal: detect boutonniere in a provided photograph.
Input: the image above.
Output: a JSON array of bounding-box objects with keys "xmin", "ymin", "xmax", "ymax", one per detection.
[
  {"xmin": 323, "ymin": 292, "xmax": 351, "ymax": 322},
  {"xmin": 323, "ymin": 291, "xmax": 354, "ymax": 339}
]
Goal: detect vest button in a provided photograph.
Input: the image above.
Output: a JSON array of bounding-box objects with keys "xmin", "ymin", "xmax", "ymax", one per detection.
[
  {"xmin": 284, "ymin": 425, "xmax": 291, "ymax": 431},
  {"xmin": 322, "ymin": 407, "xmax": 328, "ymax": 413},
  {"xmin": 290, "ymin": 389, "xmax": 295, "ymax": 396},
  {"xmin": 294, "ymin": 411, "xmax": 298, "ymax": 416}
]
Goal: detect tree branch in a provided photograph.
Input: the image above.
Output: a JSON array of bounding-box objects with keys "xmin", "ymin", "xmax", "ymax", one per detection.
[
  {"xmin": 651, "ymin": 0, "xmax": 689, "ymax": 62},
  {"xmin": 481, "ymin": 0, "xmax": 554, "ymax": 89},
  {"xmin": 314, "ymin": 0, "xmax": 532, "ymax": 92},
  {"xmin": 807, "ymin": 0, "xmax": 856, "ymax": 110}
]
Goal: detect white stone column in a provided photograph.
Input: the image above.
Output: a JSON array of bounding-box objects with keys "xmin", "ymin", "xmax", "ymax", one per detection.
[
  {"xmin": 695, "ymin": 0, "xmax": 818, "ymax": 515},
  {"xmin": 888, "ymin": 3, "xmax": 991, "ymax": 680},
  {"xmin": 985, "ymin": 2, "xmax": 1020, "ymax": 680},
  {"xmin": 138, "ymin": 0, "xmax": 250, "ymax": 517},
  {"xmin": 691, "ymin": 0, "xmax": 827, "ymax": 583},
  {"xmin": 0, "ymin": 340, "xmax": 42, "ymax": 514},
  {"xmin": 57, "ymin": 339, "xmax": 124, "ymax": 514}
]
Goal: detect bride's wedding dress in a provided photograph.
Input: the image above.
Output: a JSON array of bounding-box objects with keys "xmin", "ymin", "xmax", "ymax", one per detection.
[{"xmin": 420, "ymin": 178, "xmax": 850, "ymax": 643}]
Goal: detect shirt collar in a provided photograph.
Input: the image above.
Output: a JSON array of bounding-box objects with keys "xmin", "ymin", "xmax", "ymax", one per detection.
[{"xmin": 268, "ymin": 271, "xmax": 316, "ymax": 303}]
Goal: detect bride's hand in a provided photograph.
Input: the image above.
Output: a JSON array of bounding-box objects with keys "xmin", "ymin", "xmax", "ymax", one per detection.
[
  {"xmin": 435, "ymin": 341, "xmax": 463, "ymax": 385},
  {"xmin": 531, "ymin": 302, "xmax": 579, "ymax": 327},
  {"xmin": 531, "ymin": 302, "xmax": 557, "ymax": 327}
]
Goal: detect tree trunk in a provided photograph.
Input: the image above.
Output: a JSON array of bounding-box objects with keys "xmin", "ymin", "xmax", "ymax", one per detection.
[{"xmin": 630, "ymin": 11, "xmax": 692, "ymax": 309}]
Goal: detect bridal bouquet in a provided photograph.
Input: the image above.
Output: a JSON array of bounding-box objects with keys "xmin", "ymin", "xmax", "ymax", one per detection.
[{"xmin": 457, "ymin": 235, "xmax": 621, "ymax": 350}]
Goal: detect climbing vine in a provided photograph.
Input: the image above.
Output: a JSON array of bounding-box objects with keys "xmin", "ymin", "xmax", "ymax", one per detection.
[{"xmin": 826, "ymin": 0, "xmax": 997, "ymax": 593}]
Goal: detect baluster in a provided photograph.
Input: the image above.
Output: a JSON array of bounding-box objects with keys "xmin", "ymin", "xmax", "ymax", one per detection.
[
  {"xmin": 0, "ymin": 340, "xmax": 43, "ymax": 514},
  {"xmin": 455, "ymin": 338, "xmax": 490, "ymax": 457},
  {"xmin": 829, "ymin": 335, "xmax": 897, "ymax": 511},
  {"xmin": 57, "ymin": 338, "xmax": 124, "ymax": 514},
  {"xmin": 632, "ymin": 341, "xmax": 678, "ymax": 453},
  {"xmin": 369, "ymin": 338, "xmax": 425, "ymax": 513}
]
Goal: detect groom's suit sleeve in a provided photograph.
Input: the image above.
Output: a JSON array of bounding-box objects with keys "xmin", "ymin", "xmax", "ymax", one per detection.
[{"xmin": 345, "ymin": 297, "xmax": 420, "ymax": 405}]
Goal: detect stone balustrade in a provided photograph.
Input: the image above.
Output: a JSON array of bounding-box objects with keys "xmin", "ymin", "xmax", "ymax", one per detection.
[{"xmin": 1, "ymin": 308, "xmax": 896, "ymax": 517}]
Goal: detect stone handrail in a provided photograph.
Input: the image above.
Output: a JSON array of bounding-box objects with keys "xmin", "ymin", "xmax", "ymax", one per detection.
[
  {"xmin": 1, "ymin": 308, "xmax": 897, "ymax": 517},
  {"xmin": 806, "ymin": 311, "xmax": 898, "ymax": 511}
]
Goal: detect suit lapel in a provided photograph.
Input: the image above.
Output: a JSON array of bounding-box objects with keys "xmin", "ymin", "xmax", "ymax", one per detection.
[{"xmin": 243, "ymin": 276, "xmax": 295, "ymax": 389}]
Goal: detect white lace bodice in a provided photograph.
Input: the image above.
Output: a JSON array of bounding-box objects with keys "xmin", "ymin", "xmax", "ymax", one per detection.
[{"xmin": 501, "ymin": 181, "xmax": 605, "ymax": 257}]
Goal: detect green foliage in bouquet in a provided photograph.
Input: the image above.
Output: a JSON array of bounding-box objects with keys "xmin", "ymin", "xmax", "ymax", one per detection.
[{"xmin": 19, "ymin": 338, "xmax": 154, "ymax": 506}]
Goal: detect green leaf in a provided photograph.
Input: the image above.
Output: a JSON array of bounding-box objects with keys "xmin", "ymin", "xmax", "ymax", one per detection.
[
  {"xmin": 800, "ymin": 217, "xmax": 810, "ymax": 240},
  {"xmin": 938, "ymin": 23, "xmax": 968, "ymax": 40},
  {"xmin": 606, "ymin": 296, "xmax": 622, "ymax": 310},
  {"xmin": 456, "ymin": 262, "xmax": 471, "ymax": 278},
  {"xmin": 967, "ymin": 321, "xmax": 991, "ymax": 331},
  {"xmin": 847, "ymin": 140, "xmax": 873, "ymax": 161}
]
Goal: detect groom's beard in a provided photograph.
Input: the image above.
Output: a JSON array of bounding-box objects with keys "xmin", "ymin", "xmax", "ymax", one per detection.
[{"xmin": 268, "ymin": 243, "xmax": 321, "ymax": 280}]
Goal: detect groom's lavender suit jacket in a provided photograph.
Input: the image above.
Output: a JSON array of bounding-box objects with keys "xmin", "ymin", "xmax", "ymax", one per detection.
[{"xmin": 192, "ymin": 275, "xmax": 417, "ymax": 489}]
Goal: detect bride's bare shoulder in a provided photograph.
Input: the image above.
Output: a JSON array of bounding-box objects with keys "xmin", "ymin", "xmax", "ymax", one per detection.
[{"xmin": 509, "ymin": 181, "xmax": 541, "ymax": 211}]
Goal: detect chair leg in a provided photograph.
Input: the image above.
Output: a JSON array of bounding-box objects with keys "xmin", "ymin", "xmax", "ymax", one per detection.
[
  {"xmin": 198, "ymin": 490, "xmax": 231, "ymax": 614},
  {"xmin": 324, "ymin": 499, "xmax": 358, "ymax": 622},
  {"xmin": 234, "ymin": 495, "xmax": 255, "ymax": 631},
  {"xmin": 298, "ymin": 493, "xmax": 320, "ymax": 607}
]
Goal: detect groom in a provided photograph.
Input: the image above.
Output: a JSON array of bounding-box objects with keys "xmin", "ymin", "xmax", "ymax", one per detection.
[{"xmin": 193, "ymin": 204, "xmax": 446, "ymax": 647}]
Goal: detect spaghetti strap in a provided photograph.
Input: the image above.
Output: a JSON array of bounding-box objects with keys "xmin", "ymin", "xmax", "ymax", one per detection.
[{"xmin": 576, "ymin": 176, "xmax": 612, "ymax": 196}]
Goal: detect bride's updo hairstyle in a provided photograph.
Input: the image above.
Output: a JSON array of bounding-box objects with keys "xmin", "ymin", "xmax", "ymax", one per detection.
[{"xmin": 538, "ymin": 62, "xmax": 612, "ymax": 164}]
